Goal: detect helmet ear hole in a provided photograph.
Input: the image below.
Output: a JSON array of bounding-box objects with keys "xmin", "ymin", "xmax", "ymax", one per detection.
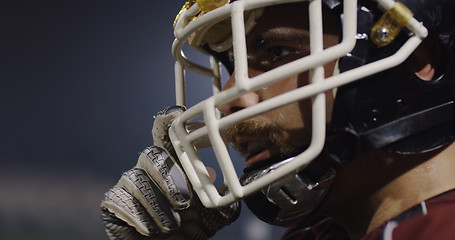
[{"xmin": 410, "ymin": 35, "xmax": 445, "ymax": 82}]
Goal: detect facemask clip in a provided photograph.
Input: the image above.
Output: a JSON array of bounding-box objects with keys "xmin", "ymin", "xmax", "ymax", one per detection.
[{"xmin": 370, "ymin": 2, "xmax": 413, "ymax": 47}]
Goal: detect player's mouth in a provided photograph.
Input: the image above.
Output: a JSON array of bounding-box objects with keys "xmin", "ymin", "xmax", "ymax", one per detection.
[{"xmin": 235, "ymin": 137, "xmax": 280, "ymax": 167}]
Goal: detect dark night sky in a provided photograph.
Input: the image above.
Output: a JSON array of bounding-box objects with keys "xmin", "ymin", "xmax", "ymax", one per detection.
[
  {"xmin": 1, "ymin": 1, "xmax": 284, "ymax": 239},
  {"xmin": 2, "ymin": 0, "xmax": 181, "ymax": 174}
]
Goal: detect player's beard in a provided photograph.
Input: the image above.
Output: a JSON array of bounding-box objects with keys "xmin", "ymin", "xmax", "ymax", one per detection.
[{"xmin": 224, "ymin": 119, "xmax": 296, "ymax": 158}]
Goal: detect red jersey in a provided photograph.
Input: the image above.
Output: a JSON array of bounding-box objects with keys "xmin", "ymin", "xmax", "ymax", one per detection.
[{"xmin": 282, "ymin": 189, "xmax": 455, "ymax": 240}]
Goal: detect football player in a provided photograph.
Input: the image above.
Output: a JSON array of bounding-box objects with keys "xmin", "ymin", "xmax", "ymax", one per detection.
[{"xmin": 101, "ymin": 0, "xmax": 455, "ymax": 239}]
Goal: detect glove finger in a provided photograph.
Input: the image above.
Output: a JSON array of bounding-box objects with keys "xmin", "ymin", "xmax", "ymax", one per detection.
[
  {"xmin": 136, "ymin": 146, "xmax": 191, "ymax": 209},
  {"xmin": 152, "ymin": 105, "xmax": 185, "ymax": 151},
  {"xmin": 101, "ymin": 186, "xmax": 159, "ymax": 236},
  {"xmin": 118, "ymin": 168, "xmax": 181, "ymax": 233}
]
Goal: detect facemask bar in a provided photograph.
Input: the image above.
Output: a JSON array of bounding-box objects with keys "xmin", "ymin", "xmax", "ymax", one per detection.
[{"xmin": 171, "ymin": 0, "xmax": 428, "ymax": 208}]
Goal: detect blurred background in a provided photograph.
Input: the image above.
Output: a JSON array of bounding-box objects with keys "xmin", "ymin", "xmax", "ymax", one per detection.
[{"xmin": 1, "ymin": 1, "xmax": 285, "ymax": 239}]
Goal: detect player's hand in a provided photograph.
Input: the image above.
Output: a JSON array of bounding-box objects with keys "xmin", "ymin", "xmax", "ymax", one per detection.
[{"xmin": 100, "ymin": 106, "xmax": 240, "ymax": 240}]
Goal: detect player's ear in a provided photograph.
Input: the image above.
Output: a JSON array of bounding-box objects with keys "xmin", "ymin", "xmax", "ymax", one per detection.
[{"xmin": 411, "ymin": 36, "xmax": 443, "ymax": 81}]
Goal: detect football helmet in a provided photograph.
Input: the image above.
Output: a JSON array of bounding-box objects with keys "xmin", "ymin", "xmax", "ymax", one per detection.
[{"xmin": 169, "ymin": 0, "xmax": 454, "ymax": 225}]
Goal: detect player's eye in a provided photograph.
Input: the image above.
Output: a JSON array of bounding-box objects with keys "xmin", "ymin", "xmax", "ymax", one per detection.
[
  {"xmin": 254, "ymin": 44, "xmax": 303, "ymax": 71},
  {"xmin": 270, "ymin": 46, "xmax": 291, "ymax": 60}
]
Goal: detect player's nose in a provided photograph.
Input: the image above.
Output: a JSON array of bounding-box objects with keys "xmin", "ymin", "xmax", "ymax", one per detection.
[{"xmin": 217, "ymin": 70, "xmax": 261, "ymax": 115}]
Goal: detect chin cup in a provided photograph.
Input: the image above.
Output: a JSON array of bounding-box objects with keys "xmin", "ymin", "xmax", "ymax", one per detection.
[{"xmin": 240, "ymin": 159, "xmax": 336, "ymax": 226}]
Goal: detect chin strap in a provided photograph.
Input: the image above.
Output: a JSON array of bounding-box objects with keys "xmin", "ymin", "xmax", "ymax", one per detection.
[
  {"xmin": 241, "ymin": 155, "xmax": 337, "ymax": 226},
  {"xmin": 327, "ymin": 99, "xmax": 455, "ymax": 158},
  {"xmin": 359, "ymin": 100, "xmax": 454, "ymax": 151}
]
